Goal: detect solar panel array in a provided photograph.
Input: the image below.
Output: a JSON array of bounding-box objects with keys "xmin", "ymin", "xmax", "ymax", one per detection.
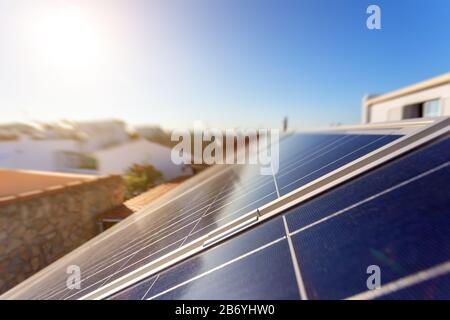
[
  {"xmin": 3, "ymin": 120, "xmax": 449, "ymax": 300},
  {"xmin": 110, "ymin": 134, "xmax": 450, "ymax": 300}
]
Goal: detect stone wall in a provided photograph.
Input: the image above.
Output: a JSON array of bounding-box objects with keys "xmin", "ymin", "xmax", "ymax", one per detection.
[{"xmin": 0, "ymin": 176, "xmax": 123, "ymax": 294}]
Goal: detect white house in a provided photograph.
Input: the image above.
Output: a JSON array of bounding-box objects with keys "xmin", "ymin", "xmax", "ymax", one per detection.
[
  {"xmin": 0, "ymin": 137, "xmax": 79, "ymax": 172},
  {"xmin": 60, "ymin": 139, "xmax": 192, "ymax": 180},
  {"xmin": 362, "ymin": 73, "xmax": 450, "ymax": 123},
  {"xmin": 0, "ymin": 121, "xmax": 192, "ymax": 181}
]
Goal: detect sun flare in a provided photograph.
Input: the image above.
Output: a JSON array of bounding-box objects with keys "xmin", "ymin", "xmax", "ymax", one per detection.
[{"xmin": 31, "ymin": 6, "xmax": 101, "ymax": 69}]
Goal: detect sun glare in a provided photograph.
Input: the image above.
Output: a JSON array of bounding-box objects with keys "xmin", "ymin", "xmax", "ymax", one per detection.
[{"xmin": 32, "ymin": 6, "xmax": 101, "ymax": 69}]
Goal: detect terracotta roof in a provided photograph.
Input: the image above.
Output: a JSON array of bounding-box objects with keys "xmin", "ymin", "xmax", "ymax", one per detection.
[
  {"xmin": 0, "ymin": 169, "xmax": 98, "ymax": 197},
  {"xmin": 0, "ymin": 170, "xmax": 119, "ymax": 206},
  {"xmin": 97, "ymin": 176, "xmax": 191, "ymax": 223}
]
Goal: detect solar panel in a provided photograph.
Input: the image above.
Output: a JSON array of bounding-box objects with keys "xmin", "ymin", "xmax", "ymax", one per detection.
[
  {"xmin": 33, "ymin": 166, "xmax": 280, "ymax": 300},
  {"xmin": 32, "ymin": 166, "xmax": 278, "ymax": 300},
  {"xmin": 111, "ymin": 216, "xmax": 299, "ymax": 300},
  {"xmin": 2, "ymin": 118, "xmax": 448, "ymax": 300},
  {"xmin": 290, "ymin": 160, "xmax": 450, "ymax": 299},
  {"xmin": 150, "ymin": 240, "xmax": 298, "ymax": 300},
  {"xmin": 276, "ymin": 133, "xmax": 401, "ymax": 195},
  {"xmin": 108, "ymin": 132, "xmax": 450, "ymax": 300}
]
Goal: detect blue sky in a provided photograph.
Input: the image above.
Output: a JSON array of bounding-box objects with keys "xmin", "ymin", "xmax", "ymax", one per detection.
[{"xmin": 1, "ymin": 0, "xmax": 450, "ymax": 129}]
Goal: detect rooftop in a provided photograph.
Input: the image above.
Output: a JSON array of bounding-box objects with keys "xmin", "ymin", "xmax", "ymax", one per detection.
[
  {"xmin": 0, "ymin": 169, "xmax": 101, "ymax": 201},
  {"xmin": 365, "ymin": 72, "xmax": 450, "ymax": 107}
]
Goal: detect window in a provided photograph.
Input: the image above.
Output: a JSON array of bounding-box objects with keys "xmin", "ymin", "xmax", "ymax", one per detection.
[
  {"xmin": 423, "ymin": 99, "xmax": 440, "ymax": 117},
  {"xmin": 402, "ymin": 103, "xmax": 423, "ymax": 119},
  {"xmin": 59, "ymin": 151, "xmax": 98, "ymax": 170},
  {"xmin": 402, "ymin": 99, "xmax": 441, "ymax": 120}
]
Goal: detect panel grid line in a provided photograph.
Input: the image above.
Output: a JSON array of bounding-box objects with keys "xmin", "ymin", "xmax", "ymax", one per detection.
[
  {"xmin": 141, "ymin": 182, "xmax": 231, "ymax": 299},
  {"xmin": 281, "ymin": 133, "xmax": 394, "ymax": 190},
  {"xmin": 179, "ymin": 182, "xmax": 230, "ymax": 247},
  {"xmin": 289, "ymin": 161, "xmax": 450, "ymax": 237},
  {"xmin": 282, "ymin": 216, "xmax": 308, "ymax": 300},
  {"xmin": 273, "ymin": 161, "xmax": 307, "ymax": 299},
  {"xmin": 145, "ymin": 237, "xmax": 286, "ymax": 300},
  {"xmin": 346, "ymin": 261, "xmax": 450, "ymax": 300},
  {"xmin": 278, "ymin": 134, "xmax": 358, "ymax": 178},
  {"xmin": 141, "ymin": 275, "xmax": 159, "ymax": 300}
]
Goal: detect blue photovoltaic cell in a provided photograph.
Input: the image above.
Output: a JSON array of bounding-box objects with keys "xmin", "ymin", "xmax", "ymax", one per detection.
[
  {"xmin": 110, "ymin": 216, "xmax": 287, "ymax": 299},
  {"xmin": 287, "ymin": 137, "xmax": 450, "ymax": 299},
  {"xmin": 276, "ymin": 134, "xmax": 401, "ymax": 195},
  {"xmin": 285, "ymin": 135, "xmax": 450, "ymax": 232},
  {"xmin": 149, "ymin": 240, "xmax": 299, "ymax": 300},
  {"xmin": 375, "ymin": 273, "xmax": 450, "ymax": 300},
  {"xmin": 290, "ymin": 166, "xmax": 450, "ymax": 299}
]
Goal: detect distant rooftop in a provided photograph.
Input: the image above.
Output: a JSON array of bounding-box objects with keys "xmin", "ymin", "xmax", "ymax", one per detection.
[{"xmin": 365, "ymin": 72, "xmax": 450, "ymax": 107}]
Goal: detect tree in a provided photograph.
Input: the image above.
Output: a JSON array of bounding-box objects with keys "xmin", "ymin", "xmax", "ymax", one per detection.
[{"xmin": 123, "ymin": 164, "xmax": 163, "ymax": 199}]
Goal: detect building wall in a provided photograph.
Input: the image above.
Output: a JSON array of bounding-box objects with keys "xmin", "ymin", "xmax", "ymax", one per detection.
[
  {"xmin": 0, "ymin": 138, "xmax": 80, "ymax": 172},
  {"xmin": 0, "ymin": 176, "xmax": 123, "ymax": 294},
  {"xmin": 364, "ymin": 83, "xmax": 450, "ymax": 123},
  {"xmin": 94, "ymin": 139, "xmax": 192, "ymax": 181}
]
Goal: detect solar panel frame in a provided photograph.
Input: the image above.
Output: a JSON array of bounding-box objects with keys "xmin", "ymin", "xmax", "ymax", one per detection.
[{"xmin": 1, "ymin": 117, "xmax": 448, "ymax": 300}]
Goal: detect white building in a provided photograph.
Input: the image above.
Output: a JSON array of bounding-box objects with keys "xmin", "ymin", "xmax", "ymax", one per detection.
[
  {"xmin": 0, "ymin": 137, "xmax": 79, "ymax": 172},
  {"xmin": 60, "ymin": 139, "xmax": 192, "ymax": 180},
  {"xmin": 0, "ymin": 121, "xmax": 191, "ymax": 181},
  {"xmin": 362, "ymin": 73, "xmax": 450, "ymax": 123}
]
